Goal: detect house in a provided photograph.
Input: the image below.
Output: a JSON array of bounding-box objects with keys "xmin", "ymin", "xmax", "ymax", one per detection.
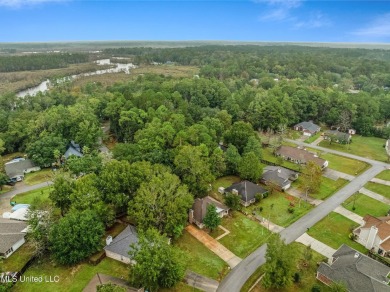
[
  {"xmin": 316, "ymin": 244, "xmax": 390, "ymax": 292},
  {"xmin": 223, "ymin": 181, "xmax": 268, "ymax": 207},
  {"xmin": 189, "ymin": 196, "xmax": 229, "ymax": 229},
  {"xmin": 353, "ymin": 215, "xmax": 390, "ymax": 257},
  {"xmin": 324, "ymin": 130, "xmax": 352, "ymax": 144},
  {"xmin": 260, "ymin": 166, "xmax": 298, "ymax": 191},
  {"xmin": 83, "ymin": 273, "xmax": 144, "ymax": 292},
  {"xmin": 293, "ymin": 121, "xmax": 321, "ymax": 136},
  {"xmin": 64, "ymin": 141, "xmax": 83, "ymax": 159},
  {"xmin": 275, "ymin": 146, "xmax": 328, "ymax": 169},
  {"xmin": 0, "ymin": 218, "xmax": 28, "ymax": 258},
  {"xmin": 104, "ymin": 225, "xmax": 138, "ymax": 264},
  {"xmin": 4, "ymin": 158, "xmax": 41, "ymax": 182}
]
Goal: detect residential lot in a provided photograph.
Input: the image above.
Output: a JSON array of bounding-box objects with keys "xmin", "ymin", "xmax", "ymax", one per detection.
[
  {"xmin": 295, "ymin": 177, "xmax": 348, "ymax": 200},
  {"xmin": 364, "ymin": 182, "xmax": 390, "ymax": 200},
  {"xmin": 342, "ymin": 193, "xmax": 390, "ymax": 217},
  {"xmin": 2, "ymin": 242, "xmax": 35, "ymax": 272},
  {"xmin": 320, "ymin": 153, "xmax": 370, "ymax": 175},
  {"xmin": 24, "ymin": 169, "xmax": 53, "ymax": 186},
  {"xmin": 375, "ymin": 170, "xmax": 390, "ymax": 180},
  {"xmin": 307, "ymin": 212, "xmax": 366, "ymax": 254},
  {"xmin": 11, "ymin": 186, "xmax": 52, "ymax": 205}
]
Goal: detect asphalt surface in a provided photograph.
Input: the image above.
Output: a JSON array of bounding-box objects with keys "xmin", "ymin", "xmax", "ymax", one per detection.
[{"xmin": 218, "ymin": 141, "xmax": 389, "ymax": 292}]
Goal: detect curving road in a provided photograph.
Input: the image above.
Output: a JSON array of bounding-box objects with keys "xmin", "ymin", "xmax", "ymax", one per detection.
[{"xmin": 218, "ymin": 141, "xmax": 389, "ymax": 292}]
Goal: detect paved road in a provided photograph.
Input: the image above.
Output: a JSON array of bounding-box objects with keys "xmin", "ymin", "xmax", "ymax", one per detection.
[
  {"xmin": 185, "ymin": 270, "xmax": 219, "ymax": 292},
  {"xmin": 218, "ymin": 141, "xmax": 389, "ymax": 292}
]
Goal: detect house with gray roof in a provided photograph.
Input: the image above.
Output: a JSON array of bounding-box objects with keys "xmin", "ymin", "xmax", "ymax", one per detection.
[
  {"xmin": 64, "ymin": 141, "xmax": 83, "ymax": 159},
  {"xmin": 104, "ymin": 225, "xmax": 138, "ymax": 264},
  {"xmin": 324, "ymin": 130, "xmax": 352, "ymax": 144},
  {"xmin": 294, "ymin": 121, "xmax": 321, "ymax": 136},
  {"xmin": 0, "ymin": 218, "xmax": 28, "ymax": 259},
  {"xmin": 189, "ymin": 196, "xmax": 229, "ymax": 229},
  {"xmin": 4, "ymin": 158, "xmax": 40, "ymax": 181},
  {"xmin": 317, "ymin": 244, "xmax": 390, "ymax": 292},
  {"xmin": 261, "ymin": 166, "xmax": 298, "ymax": 191},
  {"xmin": 224, "ymin": 181, "xmax": 268, "ymax": 207}
]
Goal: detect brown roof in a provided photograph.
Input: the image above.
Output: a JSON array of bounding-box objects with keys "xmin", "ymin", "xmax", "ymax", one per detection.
[
  {"xmin": 192, "ymin": 196, "xmax": 229, "ymax": 224},
  {"xmin": 380, "ymin": 238, "xmax": 390, "ymax": 251},
  {"xmin": 361, "ymin": 215, "xmax": 390, "ymax": 240},
  {"xmin": 275, "ymin": 145, "xmax": 327, "ymax": 167}
]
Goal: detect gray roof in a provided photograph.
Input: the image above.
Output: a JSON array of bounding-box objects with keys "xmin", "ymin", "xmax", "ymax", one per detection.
[
  {"xmin": 64, "ymin": 141, "xmax": 83, "ymax": 159},
  {"xmin": 104, "ymin": 225, "xmax": 138, "ymax": 259},
  {"xmin": 4, "ymin": 159, "xmax": 35, "ymax": 179},
  {"xmin": 295, "ymin": 121, "xmax": 320, "ymax": 134},
  {"xmin": 0, "ymin": 218, "xmax": 27, "ymax": 253},
  {"xmin": 318, "ymin": 244, "xmax": 390, "ymax": 292},
  {"xmin": 192, "ymin": 196, "xmax": 229, "ymax": 224},
  {"xmin": 225, "ymin": 181, "xmax": 267, "ymax": 202},
  {"xmin": 325, "ymin": 130, "xmax": 351, "ymax": 142},
  {"xmin": 262, "ymin": 166, "xmax": 298, "ymax": 188}
]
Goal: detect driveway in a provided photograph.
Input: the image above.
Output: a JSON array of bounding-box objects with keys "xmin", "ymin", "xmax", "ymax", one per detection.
[
  {"xmin": 360, "ymin": 187, "xmax": 390, "ymax": 205},
  {"xmin": 370, "ymin": 178, "xmax": 390, "ymax": 186},
  {"xmin": 295, "ymin": 233, "xmax": 336, "ymax": 259},
  {"xmin": 184, "ymin": 270, "xmax": 219, "ymax": 292},
  {"xmin": 333, "ymin": 206, "xmax": 364, "ymax": 225}
]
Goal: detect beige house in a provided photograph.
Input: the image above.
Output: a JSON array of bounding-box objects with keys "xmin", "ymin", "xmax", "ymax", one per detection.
[{"xmin": 275, "ymin": 145, "xmax": 328, "ymax": 169}]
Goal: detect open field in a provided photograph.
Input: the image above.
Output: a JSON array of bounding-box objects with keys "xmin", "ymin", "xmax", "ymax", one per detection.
[
  {"xmin": 294, "ymin": 177, "xmax": 348, "ymax": 200},
  {"xmin": 219, "ymin": 212, "xmax": 271, "ymax": 258},
  {"xmin": 364, "ymin": 182, "xmax": 390, "ymax": 200},
  {"xmin": 342, "ymin": 193, "xmax": 389, "ymax": 217},
  {"xmin": 318, "ymin": 135, "xmax": 388, "ymax": 162},
  {"xmin": 307, "ymin": 212, "xmax": 366, "ymax": 254},
  {"xmin": 242, "ymin": 242, "xmax": 329, "ymax": 292},
  {"xmin": 11, "ymin": 186, "xmax": 51, "ymax": 205},
  {"xmin": 375, "ymin": 170, "xmax": 390, "ymax": 181},
  {"xmin": 24, "ymin": 169, "xmax": 53, "ymax": 186},
  {"xmin": 176, "ymin": 230, "xmax": 229, "ymax": 280}
]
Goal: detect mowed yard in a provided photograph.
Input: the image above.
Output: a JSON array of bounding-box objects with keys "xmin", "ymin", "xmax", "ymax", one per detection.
[
  {"xmin": 376, "ymin": 170, "xmax": 390, "ymax": 181},
  {"xmin": 294, "ymin": 177, "xmax": 348, "ymax": 200},
  {"xmin": 24, "ymin": 169, "xmax": 54, "ymax": 186},
  {"xmin": 307, "ymin": 212, "xmax": 367, "ymax": 254},
  {"xmin": 318, "ymin": 135, "xmax": 388, "ymax": 162},
  {"xmin": 364, "ymin": 182, "xmax": 390, "ymax": 200},
  {"xmin": 342, "ymin": 193, "xmax": 390, "ymax": 218},
  {"xmin": 11, "ymin": 186, "xmax": 52, "ymax": 205}
]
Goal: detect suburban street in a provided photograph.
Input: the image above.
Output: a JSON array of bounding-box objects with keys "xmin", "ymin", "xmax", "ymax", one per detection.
[{"xmin": 218, "ymin": 142, "xmax": 389, "ymax": 292}]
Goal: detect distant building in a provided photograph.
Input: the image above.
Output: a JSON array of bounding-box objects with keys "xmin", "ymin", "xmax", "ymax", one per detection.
[
  {"xmin": 224, "ymin": 181, "xmax": 268, "ymax": 207},
  {"xmin": 189, "ymin": 196, "xmax": 229, "ymax": 229},
  {"xmin": 4, "ymin": 158, "xmax": 40, "ymax": 182},
  {"xmin": 324, "ymin": 130, "xmax": 352, "ymax": 144},
  {"xmin": 0, "ymin": 218, "xmax": 28, "ymax": 258},
  {"xmin": 316, "ymin": 244, "xmax": 390, "ymax": 292},
  {"xmin": 261, "ymin": 166, "xmax": 298, "ymax": 191},
  {"xmin": 64, "ymin": 141, "xmax": 83, "ymax": 159},
  {"xmin": 293, "ymin": 121, "xmax": 321, "ymax": 137},
  {"xmin": 104, "ymin": 225, "xmax": 138, "ymax": 264},
  {"xmin": 275, "ymin": 145, "xmax": 328, "ymax": 169}
]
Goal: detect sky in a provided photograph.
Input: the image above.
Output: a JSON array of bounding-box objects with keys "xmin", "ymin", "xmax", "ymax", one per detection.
[{"xmin": 0, "ymin": 0, "xmax": 389, "ymax": 43}]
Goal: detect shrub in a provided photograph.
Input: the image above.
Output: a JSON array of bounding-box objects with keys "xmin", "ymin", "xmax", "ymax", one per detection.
[
  {"xmin": 293, "ymin": 272, "xmax": 301, "ymax": 283},
  {"xmin": 255, "ymin": 193, "xmax": 262, "ymax": 202},
  {"xmin": 311, "ymin": 284, "xmax": 321, "ymax": 292},
  {"xmin": 288, "ymin": 207, "xmax": 295, "ymax": 214}
]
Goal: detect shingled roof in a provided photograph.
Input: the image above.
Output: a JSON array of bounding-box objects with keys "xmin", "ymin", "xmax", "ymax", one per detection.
[
  {"xmin": 192, "ymin": 196, "xmax": 229, "ymax": 224},
  {"xmin": 225, "ymin": 181, "xmax": 267, "ymax": 203},
  {"xmin": 294, "ymin": 121, "xmax": 320, "ymax": 134},
  {"xmin": 104, "ymin": 225, "xmax": 138, "ymax": 259},
  {"xmin": 360, "ymin": 215, "xmax": 390, "ymax": 240},
  {"xmin": 261, "ymin": 166, "xmax": 298, "ymax": 188},
  {"xmin": 0, "ymin": 218, "xmax": 27, "ymax": 254},
  {"xmin": 275, "ymin": 145, "xmax": 327, "ymax": 168},
  {"xmin": 4, "ymin": 159, "xmax": 36, "ymax": 179},
  {"xmin": 317, "ymin": 244, "xmax": 390, "ymax": 292}
]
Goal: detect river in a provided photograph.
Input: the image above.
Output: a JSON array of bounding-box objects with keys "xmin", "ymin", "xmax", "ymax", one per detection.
[{"xmin": 16, "ymin": 59, "xmax": 136, "ymax": 98}]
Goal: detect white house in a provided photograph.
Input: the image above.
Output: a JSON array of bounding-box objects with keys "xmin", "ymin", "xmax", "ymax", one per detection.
[{"xmin": 0, "ymin": 218, "xmax": 28, "ymax": 259}]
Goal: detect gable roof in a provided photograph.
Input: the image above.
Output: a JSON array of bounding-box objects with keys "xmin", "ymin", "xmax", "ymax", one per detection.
[
  {"xmin": 192, "ymin": 196, "xmax": 229, "ymax": 224},
  {"xmin": 275, "ymin": 145, "xmax": 327, "ymax": 168},
  {"xmin": 225, "ymin": 181, "xmax": 267, "ymax": 202},
  {"xmin": 324, "ymin": 130, "xmax": 351, "ymax": 141},
  {"xmin": 4, "ymin": 159, "xmax": 36, "ymax": 179},
  {"xmin": 0, "ymin": 219, "xmax": 27, "ymax": 254},
  {"xmin": 360, "ymin": 215, "xmax": 390, "ymax": 241},
  {"xmin": 64, "ymin": 141, "xmax": 83, "ymax": 159},
  {"xmin": 104, "ymin": 225, "xmax": 138, "ymax": 258},
  {"xmin": 262, "ymin": 166, "xmax": 298, "ymax": 188},
  {"xmin": 294, "ymin": 121, "xmax": 320, "ymax": 133},
  {"xmin": 318, "ymin": 244, "xmax": 390, "ymax": 292}
]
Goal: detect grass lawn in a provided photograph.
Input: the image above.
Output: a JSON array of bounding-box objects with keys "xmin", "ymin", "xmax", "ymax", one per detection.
[
  {"xmin": 13, "ymin": 257, "xmax": 129, "ymax": 292},
  {"xmin": 210, "ymin": 175, "xmax": 241, "ymax": 202},
  {"xmin": 11, "ymin": 186, "xmax": 52, "ymax": 205},
  {"xmin": 318, "ymin": 135, "xmax": 388, "ymax": 162},
  {"xmin": 2, "ymin": 242, "xmax": 35, "ymax": 272},
  {"xmin": 0, "ymin": 185, "xmax": 13, "ymax": 194},
  {"xmin": 160, "ymin": 282, "xmax": 202, "ymax": 292},
  {"xmin": 242, "ymin": 242, "xmax": 330, "ymax": 292},
  {"xmin": 308, "ymin": 212, "xmax": 367, "ymax": 254},
  {"xmin": 321, "ymin": 153, "xmax": 370, "ymax": 175},
  {"xmin": 2, "ymin": 152, "xmax": 25, "ymax": 163},
  {"xmin": 262, "ymin": 148, "xmax": 300, "ymax": 172},
  {"xmin": 175, "ymin": 230, "xmax": 229, "ymax": 280},
  {"xmin": 304, "ymin": 132, "xmax": 321, "ymax": 143},
  {"xmin": 24, "ymin": 169, "xmax": 53, "ymax": 186},
  {"xmin": 375, "ymin": 170, "xmax": 390, "ymax": 181},
  {"xmin": 295, "ymin": 177, "xmax": 348, "ymax": 200},
  {"xmin": 248, "ymin": 191, "xmax": 313, "ymax": 227},
  {"xmin": 343, "ymin": 193, "xmax": 390, "ymax": 217},
  {"xmin": 218, "ymin": 212, "xmax": 272, "ymax": 258},
  {"xmin": 364, "ymin": 182, "xmax": 390, "ymax": 200}
]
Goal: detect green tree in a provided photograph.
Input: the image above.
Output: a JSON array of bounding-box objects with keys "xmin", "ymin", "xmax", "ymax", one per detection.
[
  {"xmin": 49, "ymin": 174, "xmax": 74, "ymax": 216},
  {"xmin": 209, "ymin": 147, "xmax": 226, "ymax": 177},
  {"xmin": 329, "ymin": 281, "xmax": 348, "ymax": 292},
  {"xmin": 26, "ymin": 134, "xmax": 66, "ymax": 167},
  {"xmin": 203, "ymin": 204, "xmax": 221, "ymax": 231},
  {"xmin": 224, "ymin": 192, "xmax": 241, "ymax": 211},
  {"xmin": 225, "ymin": 144, "xmax": 241, "ymax": 175},
  {"xmin": 97, "ymin": 283, "xmax": 126, "ymax": 292},
  {"xmin": 301, "ymin": 161, "xmax": 322, "ymax": 198},
  {"xmin": 262, "ymin": 234, "xmax": 296, "ymax": 289},
  {"xmin": 0, "ymin": 172, "xmax": 8, "ymax": 190},
  {"xmin": 129, "ymin": 228, "xmax": 186, "ymax": 292},
  {"xmin": 224, "ymin": 121, "xmax": 255, "ymax": 154},
  {"xmin": 49, "ymin": 209, "xmax": 104, "ymax": 265},
  {"xmin": 66, "ymin": 152, "xmax": 102, "ymax": 176},
  {"xmin": 243, "ymin": 136, "xmax": 262, "ymax": 159},
  {"xmin": 238, "ymin": 152, "xmax": 263, "ymax": 182},
  {"xmin": 128, "ymin": 171, "xmax": 193, "ymax": 237}
]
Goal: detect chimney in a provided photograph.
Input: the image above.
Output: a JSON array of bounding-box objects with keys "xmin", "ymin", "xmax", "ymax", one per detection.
[{"xmin": 106, "ymin": 235, "xmax": 113, "ymax": 246}]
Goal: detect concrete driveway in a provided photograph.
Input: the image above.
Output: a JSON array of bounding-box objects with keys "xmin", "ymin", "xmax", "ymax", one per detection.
[{"xmin": 295, "ymin": 233, "xmax": 336, "ymax": 259}]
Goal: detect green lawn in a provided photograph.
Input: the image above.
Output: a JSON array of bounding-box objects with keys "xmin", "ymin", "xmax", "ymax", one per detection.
[
  {"xmin": 24, "ymin": 169, "xmax": 53, "ymax": 186},
  {"xmin": 364, "ymin": 182, "xmax": 390, "ymax": 200},
  {"xmin": 262, "ymin": 148, "xmax": 300, "ymax": 172},
  {"xmin": 175, "ymin": 230, "xmax": 229, "ymax": 280},
  {"xmin": 375, "ymin": 170, "xmax": 390, "ymax": 181},
  {"xmin": 219, "ymin": 212, "xmax": 272, "ymax": 258},
  {"xmin": 304, "ymin": 132, "xmax": 321, "ymax": 143},
  {"xmin": 2, "ymin": 242, "xmax": 35, "ymax": 272},
  {"xmin": 210, "ymin": 175, "xmax": 241, "ymax": 202},
  {"xmin": 318, "ymin": 135, "xmax": 388, "ymax": 162},
  {"xmin": 342, "ymin": 193, "xmax": 390, "ymax": 217},
  {"xmin": 241, "ymin": 242, "xmax": 330, "ymax": 292},
  {"xmin": 13, "ymin": 257, "xmax": 129, "ymax": 292},
  {"xmin": 294, "ymin": 177, "xmax": 348, "ymax": 200},
  {"xmin": 308, "ymin": 212, "xmax": 367, "ymax": 254},
  {"xmin": 248, "ymin": 191, "xmax": 313, "ymax": 227},
  {"xmin": 321, "ymin": 153, "xmax": 370, "ymax": 175},
  {"xmin": 11, "ymin": 186, "xmax": 52, "ymax": 205}
]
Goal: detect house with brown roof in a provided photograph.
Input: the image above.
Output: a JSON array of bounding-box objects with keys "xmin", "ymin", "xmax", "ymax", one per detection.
[
  {"xmin": 353, "ymin": 215, "xmax": 390, "ymax": 257},
  {"xmin": 275, "ymin": 145, "xmax": 328, "ymax": 169},
  {"xmin": 189, "ymin": 196, "xmax": 229, "ymax": 229}
]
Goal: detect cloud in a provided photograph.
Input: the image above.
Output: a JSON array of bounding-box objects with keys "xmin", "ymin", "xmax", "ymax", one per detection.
[
  {"xmin": 294, "ymin": 11, "xmax": 332, "ymax": 29},
  {"xmin": 352, "ymin": 13, "xmax": 390, "ymax": 37},
  {"xmin": 0, "ymin": 0, "xmax": 65, "ymax": 8},
  {"xmin": 257, "ymin": 0, "xmax": 303, "ymax": 22}
]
